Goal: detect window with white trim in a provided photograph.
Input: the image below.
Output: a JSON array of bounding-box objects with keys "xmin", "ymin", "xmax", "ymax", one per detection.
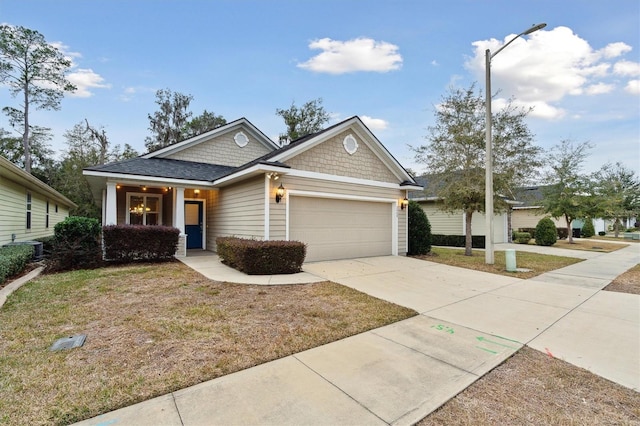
[
  {"xmin": 46, "ymin": 201, "xmax": 50, "ymax": 228},
  {"xmin": 127, "ymin": 193, "xmax": 162, "ymax": 225}
]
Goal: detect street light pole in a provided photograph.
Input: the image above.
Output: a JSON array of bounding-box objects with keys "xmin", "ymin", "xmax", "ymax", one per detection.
[{"xmin": 485, "ymin": 23, "xmax": 546, "ymax": 265}]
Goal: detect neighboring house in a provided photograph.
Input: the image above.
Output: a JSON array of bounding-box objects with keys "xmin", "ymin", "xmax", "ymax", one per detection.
[
  {"xmin": 83, "ymin": 116, "xmax": 421, "ymax": 262},
  {"xmin": 408, "ymin": 176, "xmax": 516, "ymax": 243},
  {"xmin": 0, "ymin": 155, "xmax": 76, "ymax": 246}
]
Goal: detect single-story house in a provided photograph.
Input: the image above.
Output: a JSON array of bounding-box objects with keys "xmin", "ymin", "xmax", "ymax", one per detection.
[
  {"xmin": 409, "ymin": 175, "xmax": 517, "ymax": 243},
  {"xmin": 83, "ymin": 116, "xmax": 421, "ymax": 262},
  {"xmin": 0, "ymin": 155, "xmax": 76, "ymax": 246}
]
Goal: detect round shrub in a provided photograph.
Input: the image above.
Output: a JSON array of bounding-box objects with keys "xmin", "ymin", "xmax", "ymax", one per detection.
[
  {"xmin": 581, "ymin": 218, "xmax": 595, "ymax": 238},
  {"xmin": 535, "ymin": 217, "xmax": 558, "ymax": 246},
  {"xmin": 408, "ymin": 200, "xmax": 432, "ymax": 255},
  {"xmin": 49, "ymin": 216, "xmax": 102, "ymax": 271}
]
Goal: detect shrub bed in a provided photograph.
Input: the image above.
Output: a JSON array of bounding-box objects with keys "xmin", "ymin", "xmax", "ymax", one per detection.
[
  {"xmin": 535, "ymin": 217, "xmax": 558, "ymax": 246},
  {"xmin": 431, "ymin": 234, "xmax": 486, "ymax": 248},
  {"xmin": 217, "ymin": 237, "xmax": 306, "ymax": 274},
  {"xmin": 513, "ymin": 231, "xmax": 532, "ymax": 244},
  {"xmin": 103, "ymin": 225, "xmax": 180, "ymax": 262},
  {"xmin": 48, "ymin": 217, "xmax": 102, "ymax": 272},
  {"xmin": 0, "ymin": 244, "xmax": 34, "ymax": 284}
]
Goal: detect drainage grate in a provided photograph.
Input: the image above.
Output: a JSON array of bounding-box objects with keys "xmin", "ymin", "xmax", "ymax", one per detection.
[{"xmin": 50, "ymin": 334, "xmax": 86, "ymax": 351}]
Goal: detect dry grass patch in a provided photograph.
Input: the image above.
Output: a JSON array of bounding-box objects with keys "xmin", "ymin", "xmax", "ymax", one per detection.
[
  {"xmin": 414, "ymin": 247, "xmax": 582, "ymax": 279},
  {"xmin": 604, "ymin": 264, "xmax": 640, "ymax": 295},
  {"xmin": 0, "ymin": 262, "xmax": 415, "ymax": 425},
  {"xmin": 419, "ymin": 347, "xmax": 640, "ymax": 425},
  {"xmin": 553, "ymin": 239, "xmax": 628, "ymax": 252}
]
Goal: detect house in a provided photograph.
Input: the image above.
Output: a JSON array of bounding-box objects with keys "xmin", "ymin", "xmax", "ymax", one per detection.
[
  {"xmin": 83, "ymin": 116, "xmax": 421, "ymax": 262},
  {"xmin": 409, "ymin": 175, "xmax": 516, "ymax": 243},
  {"xmin": 0, "ymin": 155, "xmax": 76, "ymax": 246}
]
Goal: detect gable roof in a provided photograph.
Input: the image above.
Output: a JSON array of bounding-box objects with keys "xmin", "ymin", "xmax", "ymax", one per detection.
[
  {"xmin": 141, "ymin": 117, "xmax": 279, "ymax": 159},
  {"xmin": 0, "ymin": 155, "xmax": 77, "ymax": 208}
]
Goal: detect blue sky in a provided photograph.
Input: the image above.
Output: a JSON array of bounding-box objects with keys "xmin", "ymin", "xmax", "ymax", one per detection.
[{"xmin": 1, "ymin": 0, "xmax": 638, "ymax": 176}]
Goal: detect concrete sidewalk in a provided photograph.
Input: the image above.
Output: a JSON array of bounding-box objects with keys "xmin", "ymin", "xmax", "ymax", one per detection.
[{"xmin": 75, "ymin": 244, "xmax": 639, "ymax": 426}]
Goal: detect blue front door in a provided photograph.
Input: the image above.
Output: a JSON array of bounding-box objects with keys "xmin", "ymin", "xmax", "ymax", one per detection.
[{"xmin": 185, "ymin": 200, "xmax": 203, "ymax": 249}]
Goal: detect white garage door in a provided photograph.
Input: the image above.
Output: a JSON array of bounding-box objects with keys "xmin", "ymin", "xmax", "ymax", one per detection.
[{"xmin": 289, "ymin": 196, "xmax": 393, "ymax": 262}]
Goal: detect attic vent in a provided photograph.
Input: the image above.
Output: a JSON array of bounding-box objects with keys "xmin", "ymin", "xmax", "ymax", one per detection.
[
  {"xmin": 234, "ymin": 131, "xmax": 249, "ymax": 148},
  {"xmin": 343, "ymin": 134, "xmax": 358, "ymax": 155}
]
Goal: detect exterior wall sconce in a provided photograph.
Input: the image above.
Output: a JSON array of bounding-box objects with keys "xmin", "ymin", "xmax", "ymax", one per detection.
[
  {"xmin": 194, "ymin": 189, "xmax": 200, "ymax": 198},
  {"xmin": 275, "ymin": 183, "xmax": 285, "ymax": 203},
  {"xmin": 267, "ymin": 172, "xmax": 280, "ymax": 180},
  {"xmin": 400, "ymin": 197, "xmax": 409, "ymax": 210}
]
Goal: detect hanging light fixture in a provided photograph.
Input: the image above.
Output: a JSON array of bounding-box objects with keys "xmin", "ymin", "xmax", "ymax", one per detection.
[{"xmin": 275, "ymin": 183, "xmax": 285, "ymax": 203}]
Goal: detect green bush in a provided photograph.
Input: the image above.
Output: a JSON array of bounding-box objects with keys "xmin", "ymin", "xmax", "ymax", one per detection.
[
  {"xmin": 431, "ymin": 234, "xmax": 486, "ymax": 248},
  {"xmin": 0, "ymin": 245, "xmax": 34, "ymax": 284},
  {"xmin": 513, "ymin": 231, "xmax": 531, "ymax": 244},
  {"xmin": 217, "ymin": 237, "xmax": 306, "ymax": 274},
  {"xmin": 535, "ymin": 217, "xmax": 558, "ymax": 246},
  {"xmin": 581, "ymin": 219, "xmax": 595, "ymax": 238},
  {"xmin": 33, "ymin": 236, "xmax": 56, "ymax": 257},
  {"xmin": 518, "ymin": 228, "xmax": 536, "ymax": 239},
  {"xmin": 103, "ymin": 225, "xmax": 180, "ymax": 262},
  {"xmin": 407, "ymin": 200, "xmax": 431, "ymax": 255},
  {"xmin": 48, "ymin": 216, "xmax": 102, "ymax": 272}
]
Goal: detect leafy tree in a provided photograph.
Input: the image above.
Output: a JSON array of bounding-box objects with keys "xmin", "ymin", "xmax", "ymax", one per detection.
[
  {"xmin": 54, "ymin": 120, "xmax": 139, "ymax": 218},
  {"xmin": 592, "ymin": 162, "xmax": 640, "ymax": 237},
  {"xmin": 407, "ymin": 200, "xmax": 432, "ymax": 255},
  {"xmin": 182, "ymin": 109, "xmax": 226, "ymax": 139},
  {"xmin": 0, "ymin": 125, "xmax": 56, "ymax": 182},
  {"xmin": 276, "ymin": 98, "xmax": 330, "ymax": 144},
  {"xmin": 540, "ymin": 139, "xmax": 593, "ymax": 243},
  {"xmin": 581, "ymin": 218, "xmax": 595, "ymax": 238},
  {"xmin": 0, "ymin": 25, "xmax": 76, "ymax": 173},
  {"xmin": 413, "ymin": 84, "xmax": 542, "ymax": 255},
  {"xmin": 145, "ymin": 89, "xmax": 193, "ymax": 152}
]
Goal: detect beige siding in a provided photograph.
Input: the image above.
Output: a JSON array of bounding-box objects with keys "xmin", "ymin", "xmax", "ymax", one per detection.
[
  {"xmin": 208, "ymin": 176, "xmax": 265, "ymax": 249},
  {"xmin": 419, "ymin": 202, "xmax": 462, "ymax": 235},
  {"xmin": 0, "ymin": 176, "xmax": 70, "ymax": 245},
  {"xmin": 285, "ymin": 130, "xmax": 399, "ymax": 183},
  {"xmin": 512, "ymin": 208, "xmax": 564, "ymax": 229},
  {"xmin": 165, "ymin": 131, "xmax": 272, "ymax": 167}
]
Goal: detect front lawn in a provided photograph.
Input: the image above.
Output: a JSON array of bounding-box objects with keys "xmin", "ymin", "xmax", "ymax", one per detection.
[{"xmin": 0, "ymin": 262, "xmax": 416, "ymax": 425}]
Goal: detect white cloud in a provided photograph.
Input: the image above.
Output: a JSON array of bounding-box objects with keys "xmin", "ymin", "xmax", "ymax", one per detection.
[
  {"xmin": 465, "ymin": 26, "xmax": 636, "ymax": 120},
  {"xmin": 297, "ymin": 37, "xmax": 402, "ymax": 74},
  {"xmin": 585, "ymin": 82, "xmax": 615, "ymax": 95},
  {"xmin": 360, "ymin": 115, "xmax": 389, "ymax": 130},
  {"xmin": 625, "ymin": 79, "xmax": 640, "ymax": 95},
  {"xmin": 614, "ymin": 60, "xmax": 640, "ymax": 76},
  {"xmin": 67, "ymin": 69, "xmax": 111, "ymax": 97}
]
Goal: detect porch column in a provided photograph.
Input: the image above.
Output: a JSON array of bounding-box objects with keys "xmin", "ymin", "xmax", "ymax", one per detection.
[
  {"xmin": 105, "ymin": 182, "xmax": 117, "ymax": 225},
  {"xmin": 174, "ymin": 187, "xmax": 185, "ymax": 233}
]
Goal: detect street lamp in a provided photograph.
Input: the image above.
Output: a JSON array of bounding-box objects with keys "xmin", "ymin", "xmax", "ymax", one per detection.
[{"xmin": 485, "ymin": 23, "xmax": 546, "ymax": 264}]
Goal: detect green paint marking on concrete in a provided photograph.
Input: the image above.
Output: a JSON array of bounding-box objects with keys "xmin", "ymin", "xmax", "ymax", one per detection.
[
  {"xmin": 431, "ymin": 324, "xmax": 455, "ymax": 334},
  {"xmin": 476, "ymin": 336, "xmax": 518, "ymax": 349},
  {"xmin": 475, "ymin": 346, "xmax": 498, "ymax": 354},
  {"xmin": 492, "ymin": 335, "xmax": 521, "ymax": 344}
]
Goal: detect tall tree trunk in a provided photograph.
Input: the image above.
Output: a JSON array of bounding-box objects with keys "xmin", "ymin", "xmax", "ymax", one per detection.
[
  {"xmin": 566, "ymin": 214, "xmax": 573, "ymax": 243},
  {"xmin": 465, "ymin": 210, "xmax": 473, "ymax": 256},
  {"xmin": 23, "ymin": 85, "xmax": 31, "ymax": 173}
]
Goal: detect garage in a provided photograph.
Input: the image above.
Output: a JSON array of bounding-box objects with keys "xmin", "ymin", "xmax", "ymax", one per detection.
[{"xmin": 289, "ymin": 196, "xmax": 394, "ymax": 262}]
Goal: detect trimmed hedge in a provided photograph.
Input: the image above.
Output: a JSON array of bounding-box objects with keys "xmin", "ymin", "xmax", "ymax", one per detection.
[
  {"xmin": 0, "ymin": 244, "xmax": 34, "ymax": 284},
  {"xmin": 431, "ymin": 234, "xmax": 486, "ymax": 248},
  {"xmin": 103, "ymin": 225, "xmax": 180, "ymax": 262},
  {"xmin": 581, "ymin": 219, "xmax": 595, "ymax": 238},
  {"xmin": 519, "ymin": 227, "xmax": 568, "ymax": 240},
  {"xmin": 217, "ymin": 237, "xmax": 306, "ymax": 275},
  {"xmin": 513, "ymin": 231, "xmax": 532, "ymax": 244},
  {"xmin": 48, "ymin": 216, "xmax": 102, "ymax": 271}
]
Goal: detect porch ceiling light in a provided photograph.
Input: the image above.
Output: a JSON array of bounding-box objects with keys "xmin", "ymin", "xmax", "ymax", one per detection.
[
  {"xmin": 400, "ymin": 197, "xmax": 409, "ymax": 210},
  {"xmin": 275, "ymin": 183, "xmax": 285, "ymax": 203},
  {"xmin": 267, "ymin": 172, "xmax": 280, "ymax": 180}
]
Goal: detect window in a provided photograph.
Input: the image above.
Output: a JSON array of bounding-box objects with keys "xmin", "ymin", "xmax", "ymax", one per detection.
[
  {"xmin": 127, "ymin": 193, "xmax": 162, "ymax": 225},
  {"xmin": 26, "ymin": 192, "xmax": 32, "ymax": 230},
  {"xmin": 55, "ymin": 204, "xmax": 58, "ymax": 213},
  {"xmin": 46, "ymin": 201, "xmax": 50, "ymax": 228}
]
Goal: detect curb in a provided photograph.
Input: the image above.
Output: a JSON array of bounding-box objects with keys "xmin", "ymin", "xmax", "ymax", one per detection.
[{"xmin": 0, "ymin": 266, "xmax": 44, "ymax": 308}]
